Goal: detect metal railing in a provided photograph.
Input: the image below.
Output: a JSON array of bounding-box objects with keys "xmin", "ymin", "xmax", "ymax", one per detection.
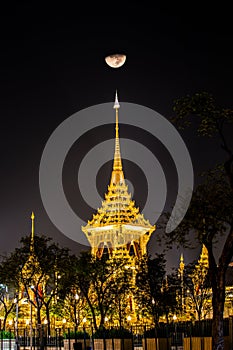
[{"xmin": 0, "ymin": 318, "xmax": 232, "ymax": 350}]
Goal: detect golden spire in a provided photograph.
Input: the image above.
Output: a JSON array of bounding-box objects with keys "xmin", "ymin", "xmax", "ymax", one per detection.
[
  {"xmin": 30, "ymin": 211, "xmax": 35, "ymax": 253},
  {"xmin": 179, "ymin": 253, "xmax": 185, "ymax": 271},
  {"xmin": 199, "ymin": 244, "xmax": 209, "ymax": 268},
  {"xmin": 110, "ymin": 91, "xmax": 125, "ymax": 185}
]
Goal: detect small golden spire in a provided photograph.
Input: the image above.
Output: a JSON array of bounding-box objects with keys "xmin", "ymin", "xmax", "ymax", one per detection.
[
  {"xmin": 179, "ymin": 253, "xmax": 185, "ymax": 271},
  {"xmin": 199, "ymin": 244, "xmax": 209, "ymax": 267},
  {"xmin": 30, "ymin": 211, "xmax": 35, "ymax": 253},
  {"xmin": 31, "ymin": 212, "xmax": 35, "ymax": 234},
  {"xmin": 113, "ymin": 90, "xmax": 120, "ymax": 140}
]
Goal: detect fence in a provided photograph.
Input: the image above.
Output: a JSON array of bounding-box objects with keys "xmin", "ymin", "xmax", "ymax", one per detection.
[{"xmin": 0, "ymin": 318, "xmax": 232, "ymax": 350}]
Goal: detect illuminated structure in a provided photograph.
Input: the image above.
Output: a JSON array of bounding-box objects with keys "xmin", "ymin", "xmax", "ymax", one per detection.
[
  {"xmin": 82, "ymin": 92, "xmax": 155, "ymax": 323},
  {"xmin": 82, "ymin": 92, "xmax": 155, "ymax": 260},
  {"xmin": 21, "ymin": 212, "xmax": 42, "ymax": 283},
  {"xmin": 177, "ymin": 245, "xmax": 212, "ymax": 321},
  {"xmin": 19, "ymin": 212, "xmax": 44, "ymax": 327},
  {"xmin": 178, "ymin": 253, "xmax": 185, "ymax": 317},
  {"xmin": 196, "ymin": 244, "xmax": 209, "ymax": 270}
]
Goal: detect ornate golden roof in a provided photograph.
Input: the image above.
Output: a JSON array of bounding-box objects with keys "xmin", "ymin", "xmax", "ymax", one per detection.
[{"xmin": 85, "ymin": 181, "xmax": 153, "ymax": 228}]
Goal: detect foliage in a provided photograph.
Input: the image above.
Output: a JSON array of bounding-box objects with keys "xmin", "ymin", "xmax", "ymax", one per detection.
[
  {"xmin": 60, "ymin": 290, "xmax": 88, "ymax": 327},
  {"xmin": 68, "ymin": 251, "xmax": 132, "ymax": 331},
  {"xmin": 0, "ymin": 330, "xmax": 15, "ymax": 339},
  {"xmin": 0, "ymin": 234, "xmax": 74, "ymax": 334},
  {"xmin": 172, "ymin": 91, "xmax": 233, "ymax": 189},
  {"xmin": 63, "ymin": 330, "xmax": 90, "ymax": 339},
  {"xmin": 161, "ymin": 272, "xmax": 182, "ymax": 321},
  {"xmin": 159, "ymin": 166, "xmax": 233, "ymax": 252},
  {"xmin": 172, "ymin": 91, "xmax": 233, "ymax": 137},
  {"xmin": 162, "ymin": 91, "xmax": 233, "ymax": 350},
  {"xmin": 134, "ymin": 254, "xmax": 166, "ymax": 323},
  {"xmin": 134, "ymin": 254, "xmax": 180, "ymax": 324},
  {"xmin": 183, "ymin": 259, "xmax": 212, "ymax": 320},
  {"xmin": 0, "ymin": 284, "xmax": 18, "ymax": 331},
  {"xmin": 93, "ymin": 327, "xmax": 132, "ymax": 339}
]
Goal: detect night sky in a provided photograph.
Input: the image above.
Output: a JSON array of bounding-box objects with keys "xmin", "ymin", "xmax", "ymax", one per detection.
[{"xmin": 0, "ymin": 3, "xmax": 232, "ymax": 272}]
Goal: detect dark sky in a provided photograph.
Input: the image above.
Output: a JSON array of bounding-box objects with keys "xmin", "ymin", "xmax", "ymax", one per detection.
[{"xmin": 0, "ymin": 3, "xmax": 232, "ymax": 272}]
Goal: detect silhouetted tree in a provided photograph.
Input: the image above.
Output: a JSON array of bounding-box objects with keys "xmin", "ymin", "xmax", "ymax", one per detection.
[
  {"xmin": 134, "ymin": 254, "xmax": 179, "ymax": 324},
  {"xmin": 183, "ymin": 260, "xmax": 212, "ymax": 321},
  {"xmin": 69, "ymin": 251, "xmax": 132, "ymax": 331},
  {"xmin": 0, "ymin": 235, "xmax": 73, "ymax": 335},
  {"xmin": 159, "ymin": 92, "xmax": 233, "ymax": 350}
]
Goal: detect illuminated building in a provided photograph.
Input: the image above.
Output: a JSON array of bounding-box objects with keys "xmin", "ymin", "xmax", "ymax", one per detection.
[
  {"xmin": 82, "ymin": 92, "xmax": 155, "ymax": 322},
  {"xmin": 179, "ymin": 245, "xmax": 233, "ymax": 321}
]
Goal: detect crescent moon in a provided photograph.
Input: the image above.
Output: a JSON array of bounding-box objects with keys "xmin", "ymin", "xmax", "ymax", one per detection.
[{"xmin": 105, "ymin": 54, "xmax": 126, "ymax": 68}]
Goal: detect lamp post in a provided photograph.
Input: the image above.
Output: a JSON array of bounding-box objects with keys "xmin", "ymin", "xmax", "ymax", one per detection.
[
  {"xmin": 24, "ymin": 298, "xmax": 33, "ymax": 350},
  {"xmin": 74, "ymin": 293, "xmax": 79, "ymax": 327},
  {"xmin": 127, "ymin": 315, "xmax": 131, "ymax": 328},
  {"xmin": 29, "ymin": 301, "xmax": 33, "ymax": 350},
  {"xmin": 173, "ymin": 315, "xmax": 178, "ymax": 350},
  {"xmin": 29, "ymin": 285, "xmax": 36, "ymax": 350},
  {"xmin": 62, "ymin": 318, "xmax": 66, "ymax": 333},
  {"xmin": 24, "ymin": 297, "xmax": 33, "ymax": 350},
  {"xmin": 14, "ymin": 294, "xmax": 19, "ymax": 350}
]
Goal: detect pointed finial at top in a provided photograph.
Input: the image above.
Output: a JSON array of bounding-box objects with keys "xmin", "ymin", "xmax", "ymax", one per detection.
[
  {"xmin": 31, "ymin": 211, "xmax": 35, "ymax": 236},
  {"xmin": 30, "ymin": 211, "xmax": 35, "ymax": 253},
  {"xmin": 31, "ymin": 211, "xmax": 35, "ymax": 239},
  {"xmin": 110, "ymin": 90, "xmax": 124, "ymax": 185},
  {"xmin": 113, "ymin": 90, "xmax": 120, "ymax": 109}
]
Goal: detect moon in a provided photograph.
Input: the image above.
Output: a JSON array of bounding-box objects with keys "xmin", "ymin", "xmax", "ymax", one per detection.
[{"xmin": 105, "ymin": 54, "xmax": 126, "ymax": 68}]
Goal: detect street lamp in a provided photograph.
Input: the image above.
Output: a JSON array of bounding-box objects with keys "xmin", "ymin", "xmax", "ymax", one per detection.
[
  {"xmin": 62, "ymin": 318, "xmax": 66, "ymax": 332},
  {"xmin": 173, "ymin": 315, "xmax": 178, "ymax": 350},
  {"xmin": 14, "ymin": 294, "xmax": 19, "ymax": 350},
  {"xmin": 29, "ymin": 285, "xmax": 36, "ymax": 350},
  {"xmin": 74, "ymin": 293, "xmax": 79, "ymax": 326},
  {"xmin": 127, "ymin": 315, "xmax": 131, "ymax": 327},
  {"xmin": 24, "ymin": 296, "xmax": 33, "ymax": 350},
  {"xmin": 29, "ymin": 301, "xmax": 33, "ymax": 350}
]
